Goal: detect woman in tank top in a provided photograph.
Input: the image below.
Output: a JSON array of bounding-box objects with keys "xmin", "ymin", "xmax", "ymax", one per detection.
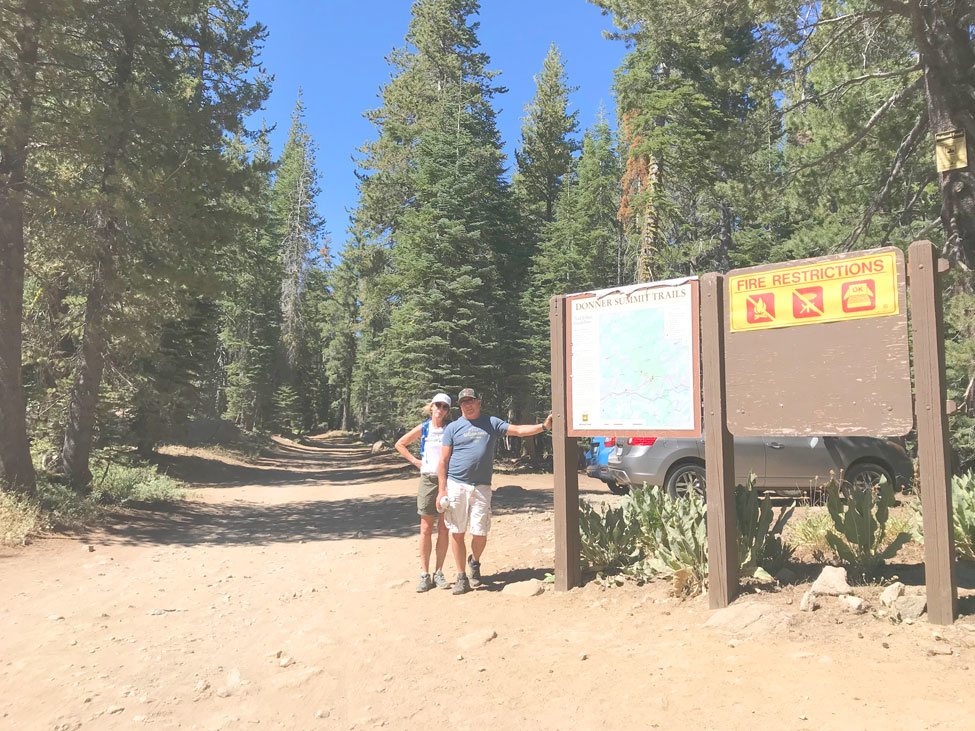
[{"xmin": 394, "ymin": 393, "xmax": 453, "ymax": 592}]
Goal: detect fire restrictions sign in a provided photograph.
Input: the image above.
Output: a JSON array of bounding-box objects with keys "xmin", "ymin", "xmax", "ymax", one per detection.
[
  {"xmin": 728, "ymin": 250, "xmax": 899, "ymax": 332},
  {"xmin": 723, "ymin": 246, "xmax": 912, "ymax": 437}
]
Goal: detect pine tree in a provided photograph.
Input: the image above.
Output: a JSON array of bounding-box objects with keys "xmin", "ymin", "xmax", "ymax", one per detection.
[
  {"xmin": 349, "ymin": 0, "xmax": 513, "ymax": 427},
  {"xmin": 219, "ymin": 129, "xmax": 281, "ymax": 431},
  {"xmin": 383, "ymin": 88, "xmax": 507, "ymax": 422},
  {"xmin": 508, "ymin": 43, "xmax": 580, "ymax": 446},
  {"xmin": 0, "ymin": 0, "xmax": 65, "ymax": 494},
  {"xmin": 323, "ymin": 236, "xmax": 365, "ymax": 431},
  {"xmin": 515, "ymin": 43, "xmax": 580, "ymax": 231},
  {"xmin": 46, "ymin": 0, "xmax": 270, "ymax": 488},
  {"xmin": 271, "ymin": 91, "xmax": 326, "ymax": 389}
]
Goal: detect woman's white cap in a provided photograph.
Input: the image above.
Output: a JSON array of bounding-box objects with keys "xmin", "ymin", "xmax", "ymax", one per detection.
[{"xmin": 432, "ymin": 393, "xmax": 452, "ymax": 407}]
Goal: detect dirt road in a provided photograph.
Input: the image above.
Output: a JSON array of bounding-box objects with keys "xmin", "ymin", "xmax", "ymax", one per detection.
[{"xmin": 3, "ymin": 436, "xmax": 975, "ymax": 730}]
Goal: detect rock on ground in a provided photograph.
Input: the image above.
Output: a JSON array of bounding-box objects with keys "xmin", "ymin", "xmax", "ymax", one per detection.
[
  {"xmin": 839, "ymin": 595, "xmax": 866, "ymax": 613},
  {"xmin": 457, "ymin": 629, "xmax": 497, "ymax": 652},
  {"xmin": 894, "ymin": 595, "xmax": 926, "ymax": 621},
  {"xmin": 800, "ymin": 590, "xmax": 819, "ymax": 612},
  {"xmin": 880, "ymin": 582, "xmax": 905, "ymax": 608},
  {"xmin": 703, "ymin": 601, "xmax": 793, "ymax": 635},
  {"xmin": 502, "ymin": 579, "xmax": 545, "ymax": 597},
  {"xmin": 811, "ymin": 566, "xmax": 852, "ymax": 596}
]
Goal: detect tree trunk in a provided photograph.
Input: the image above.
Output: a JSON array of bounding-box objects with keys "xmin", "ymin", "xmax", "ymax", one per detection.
[
  {"xmin": 61, "ymin": 250, "xmax": 112, "ymax": 488},
  {"xmin": 0, "ymin": 0, "xmax": 43, "ymax": 495},
  {"xmin": 638, "ymin": 154, "xmax": 661, "ymax": 282},
  {"xmin": 910, "ymin": 0, "xmax": 975, "ymax": 276},
  {"xmin": 341, "ymin": 390, "xmax": 351, "ymax": 431},
  {"xmin": 61, "ymin": 2, "xmax": 136, "ymax": 489},
  {"xmin": 717, "ymin": 201, "xmax": 733, "ymax": 272}
]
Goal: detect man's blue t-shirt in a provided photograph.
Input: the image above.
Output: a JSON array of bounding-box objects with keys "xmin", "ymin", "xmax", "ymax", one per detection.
[{"xmin": 442, "ymin": 415, "xmax": 510, "ymax": 486}]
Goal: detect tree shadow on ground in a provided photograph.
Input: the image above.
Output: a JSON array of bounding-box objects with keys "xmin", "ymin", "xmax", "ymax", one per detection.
[
  {"xmin": 151, "ymin": 439, "xmax": 415, "ymax": 489},
  {"xmin": 86, "ymin": 494, "xmax": 420, "ymax": 547}
]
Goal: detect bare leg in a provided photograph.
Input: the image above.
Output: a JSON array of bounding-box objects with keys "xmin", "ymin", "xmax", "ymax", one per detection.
[
  {"xmin": 435, "ymin": 514, "xmax": 449, "ymax": 571},
  {"xmin": 450, "ymin": 532, "xmax": 466, "ymax": 575},
  {"xmin": 471, "ymin": 534, "xmax": 487, "ymax": 563},
  {"xmin": 419, "ymin": 515, "xmax": 434, "ymax": 573}
]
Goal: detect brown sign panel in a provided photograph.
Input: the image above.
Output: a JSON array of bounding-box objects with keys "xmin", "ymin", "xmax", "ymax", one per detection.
[
  {"xmin": 724, "ymin": 247, "xmax": 913, "ymax": 437},
  {"xmin": 564, "ymin": 278, "xmax": 701, "ymax": 438}
]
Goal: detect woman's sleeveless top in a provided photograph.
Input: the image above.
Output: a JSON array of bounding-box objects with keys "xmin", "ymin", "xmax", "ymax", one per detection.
[{"xmin": 420, "ymin": 424, "xmax": 445, "ymax": 474}]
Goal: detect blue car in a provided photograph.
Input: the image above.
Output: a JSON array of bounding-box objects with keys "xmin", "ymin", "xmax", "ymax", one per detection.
[{"xmin": 585, "ymin": 437, "xmax": 626, "ymax": 495}]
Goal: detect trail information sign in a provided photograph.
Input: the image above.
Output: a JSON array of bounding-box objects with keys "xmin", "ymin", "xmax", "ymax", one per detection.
[
  {"xmin": 728, "ymin": 250, "xmax": 899, "ymax": 332},
  {"xmin": 565, "ymin": 278, "xmax": 700, "ymax": 437}
]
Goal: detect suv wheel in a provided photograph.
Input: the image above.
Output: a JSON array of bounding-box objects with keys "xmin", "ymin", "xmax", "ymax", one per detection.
[
  {"xmin": 606, "ymin": 481, "xmax": 629, "ymax": 496},
  {"xmin": 843, "ymin": 462, "xmax": 894, "ymax": 492},
  {"xmin": 665, "ymin": 463, "xmax": 706, "ymax": 499}
]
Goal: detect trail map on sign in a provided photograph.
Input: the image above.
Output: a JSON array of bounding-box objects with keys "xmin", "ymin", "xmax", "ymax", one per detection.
[{"xmin": 567, "ymin": 279, "xmax": 700, "ymax": 435}]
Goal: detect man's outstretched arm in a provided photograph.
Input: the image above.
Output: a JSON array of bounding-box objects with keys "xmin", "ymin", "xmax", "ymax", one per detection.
[{"xmin": 505, "ymin": 413, "xmax": 553, "ymax": 438}]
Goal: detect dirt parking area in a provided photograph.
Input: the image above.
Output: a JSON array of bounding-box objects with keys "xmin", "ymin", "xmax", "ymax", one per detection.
[{"xmin": 3, "ymin": 436, "xmax": 975, "ymax": 730}]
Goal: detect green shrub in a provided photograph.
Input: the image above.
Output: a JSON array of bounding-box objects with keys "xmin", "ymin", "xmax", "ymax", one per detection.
[
  {"xmin": 621, "ymin": 485, "xmax": 708, "ymax": 595},
  {"xmin": 645, "ymin": 490, "xmax": 709, "ymax": 596},
  {"xmin": 951, "ymin": 471, "xmax": 975, "ymax": 560},
  {"xmin": 88, "ymin": 462, "xmax": 185, "ymax": 505},
  {"xmin": 736, "ymin": 477, "xmax": 795, "ymax": 576},
  {"xmin": 578, "ymin": 499, "xmax": 638, "ymax": 573},
  {"xmin": 580, "ymin": 479, "xmax": 797, "ymax": 595},
  {"xmin": 622, "ymin": 484, "xmax": 668, "ymax": 555},
  {"xmin": 33, "ymin": 459, "xmax": 185, "ymax": 530},
  {"xmin": 825, "ymin": 478, "xmax": 910, "ymax": 581}
]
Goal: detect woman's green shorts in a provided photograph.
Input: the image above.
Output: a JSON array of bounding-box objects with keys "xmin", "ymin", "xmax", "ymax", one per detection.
[{"xmin": 417, "ymin": 473, "xmax": 439, "ymax": 516}]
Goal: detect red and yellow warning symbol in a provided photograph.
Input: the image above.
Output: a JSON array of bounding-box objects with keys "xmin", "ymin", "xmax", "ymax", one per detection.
[
  {"xmin": 728, "ymin": 250, "xmax": 899, "ymax": 332},
  {"xmin": 792, "ymin": 286, "xmax": 824, "ymax": 319},
  {"xmin": 746, "ymin": 293, "xmax": 775, "ymax": 324}
]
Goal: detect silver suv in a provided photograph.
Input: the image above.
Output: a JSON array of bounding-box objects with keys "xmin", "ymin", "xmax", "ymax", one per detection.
[{"xmin": 605, "ymin": 435, "xmax": 913, "ymax": 496}]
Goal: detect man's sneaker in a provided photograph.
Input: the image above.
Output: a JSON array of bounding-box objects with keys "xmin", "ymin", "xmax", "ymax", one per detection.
[
  {"xmin": 452, "ymin": 573, "xmax": 471, "ymax": 595},
  {"xmin": 433, "ymin": 569, "xmax": 450, "ymax": 589},
  {"xmin": 416, "ymin": 573, "xmax": 434, "ymax": 593},
  {"xmin": 467, "ymin": 555, "xmax": 482, "ymax": 587}
]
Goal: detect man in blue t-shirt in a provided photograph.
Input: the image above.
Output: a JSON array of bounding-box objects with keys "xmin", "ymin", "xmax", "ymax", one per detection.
[{"xmin": 437, "ymin": 387, "xmax": 553, "ymax": 595}]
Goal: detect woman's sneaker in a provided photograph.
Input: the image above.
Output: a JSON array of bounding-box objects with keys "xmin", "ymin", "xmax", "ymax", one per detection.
[
  {"xmin": 433, "ymin": 569, "xmax": 450, "ymax": 589},
  {"xmin": 416, "ymin": 573, "xmax": 434, "ymax": 592},
  {"xmin": 467, "ymin": 555, "xmax": 482, "ymax": 587},
  {"xmin": 452, "ymin": 573, "xmax": 471, "ymax": 595}
]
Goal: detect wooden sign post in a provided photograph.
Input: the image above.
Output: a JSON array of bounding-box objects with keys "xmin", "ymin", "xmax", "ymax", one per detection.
[
  {"xmin": 908, "ymin": 240, "xmax": 957, "ymax": 624},
  {"xmin": 550, "ymin": 295, "xmax": 581, "ymax": 591},
  {"xmin": 701, "ymin": 273, "xmax": 738, "ymax": 608}
]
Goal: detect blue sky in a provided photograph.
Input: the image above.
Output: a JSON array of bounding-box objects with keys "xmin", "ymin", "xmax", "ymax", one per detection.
[{"xmin": 246, "ymin": 0, "xmax": 627, "ymax": 252}]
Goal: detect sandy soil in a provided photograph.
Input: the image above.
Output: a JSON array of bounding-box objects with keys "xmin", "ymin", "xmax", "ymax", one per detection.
[{"xmin": 3, "ymin": 435, "xmax": 975, "ymax": 731}]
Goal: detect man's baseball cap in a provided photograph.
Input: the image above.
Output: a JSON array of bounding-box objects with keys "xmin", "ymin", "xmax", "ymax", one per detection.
[
  {"xmin": 457, "ymin": 388, "xmax": 479, "ymax": 402},
  {"xmin": 431, "ymin": 393, "xmax": 451, "ymax": 407}
]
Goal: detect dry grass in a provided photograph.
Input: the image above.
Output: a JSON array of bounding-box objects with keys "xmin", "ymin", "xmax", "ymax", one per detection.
[
  {"xmin": 786, "ymin": 503, "xmax": 922, "ymax": 563},
  {"xmin": 0, "ymin": 489, "xmax": 41, "ymax": 547}
]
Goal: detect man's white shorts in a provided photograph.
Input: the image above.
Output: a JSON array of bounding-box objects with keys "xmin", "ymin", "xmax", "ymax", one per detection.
[{"xmin": 444, "ymin": 478, "xmax": 492, "ymax": 536}]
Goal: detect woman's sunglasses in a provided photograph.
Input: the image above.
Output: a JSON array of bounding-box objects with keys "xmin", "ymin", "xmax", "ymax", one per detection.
[{"xmin": 433, "ymin": 403, "xmax": 450, "ymax": 410}]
